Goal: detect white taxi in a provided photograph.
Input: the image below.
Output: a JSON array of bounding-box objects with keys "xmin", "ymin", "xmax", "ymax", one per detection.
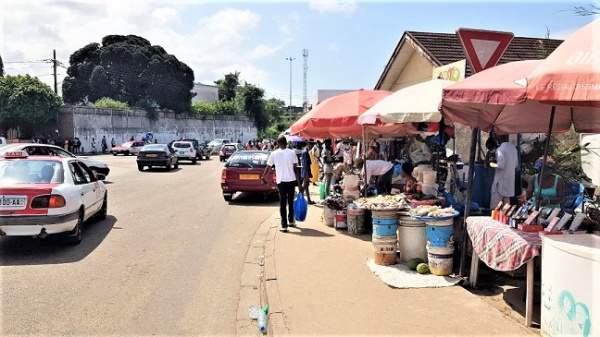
[
  {"xmin": 0, "ymin": 150, "xmax": 107, "ymax": 244},
  {"xmin": 171, "ymin": 141, "xmax": 198, "ymax": 165}
]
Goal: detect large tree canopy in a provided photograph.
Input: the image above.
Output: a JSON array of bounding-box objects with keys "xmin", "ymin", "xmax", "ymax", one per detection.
[
  {"xmin": 62, "ymin": 34, "xmax": 194, "ymax": 113},
  {"xmin": 0, "ymin": 75, "xmax": 63, "ymax": 135},
  {"xmin": 0, "ymin": 53, "xmax": 4, "ymax": 76}
]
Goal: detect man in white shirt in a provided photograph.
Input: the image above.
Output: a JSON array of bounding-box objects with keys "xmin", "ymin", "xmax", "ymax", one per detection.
[
  {"xmin": 262, "ymin": 137, "xmax": 304, "ymax": 232},
  {"xmin": 490, "ymin": 135, "xmax": 518, "ymax": 208},
  {"xmin": 356, "ymin": 159, "xmax": 395, "ymax": 195}
]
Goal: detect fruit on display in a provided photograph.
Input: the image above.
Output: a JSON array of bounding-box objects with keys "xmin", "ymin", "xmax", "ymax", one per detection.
[
  {"xmin": 416, "ymin": 263, "xmax": 430, "ymax": 274},
  {"xmin": 407, "ymin": 258, "xmax": 426, "ymax": 270}
]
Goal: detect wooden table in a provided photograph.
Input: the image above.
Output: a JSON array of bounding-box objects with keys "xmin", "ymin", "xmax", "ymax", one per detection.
[{"xmin": 466, "ymin": 216, "xmax": 542, "ymax": 327}]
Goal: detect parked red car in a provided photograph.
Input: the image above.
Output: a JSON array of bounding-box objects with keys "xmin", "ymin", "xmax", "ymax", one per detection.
[{"xmin": 220, "ymin": 151, "xmax": 278, "ymax": 202}]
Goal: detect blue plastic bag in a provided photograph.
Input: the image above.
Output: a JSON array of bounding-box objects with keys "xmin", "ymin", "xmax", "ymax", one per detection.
[{"xmin": 294, "ymin": 192, "xmax": 308, "ymax": 222}]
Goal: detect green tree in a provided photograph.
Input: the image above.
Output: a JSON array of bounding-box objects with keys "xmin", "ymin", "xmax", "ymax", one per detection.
[
  {"xmin": 63, "ymin": 35, "xmax": 194, "ymax": 113},
  {"xmin": 214, "ymin": 100, "xmax": 241, "ymax": 115},
  {"xmin": 93, "ymin": 97, "xmax": 130, "ymax": 109},
  {"xmin": 238, "ymin": 83, "xmax": 269, "ymax": 131},
  {"xmin": 191, "ymin": 101, "xmax": 217, "ymax": 117},
  {"xmin": 0, "ymin": 53, "xmax": 4, "ymax": 76},
  {"xmin": 214, "ymin": 71, "xmax": 240, "ymax": 102},
  {"xmin": 572, "ymin": 4, "xmax": 600, "ymax": 15},
  {"xmin": 0, "ymin": 75, "xmax": 63, "ymax": 135}
]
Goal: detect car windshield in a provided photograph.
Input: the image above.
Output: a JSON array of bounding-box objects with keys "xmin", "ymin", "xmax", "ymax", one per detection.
[
  {"xmin": 174, "ymin": 143, "xmax": 191, "ymax": 148},
  {"xmin": 223, "ymin": 145, "xmax": 236, "ymax": 150},
  {"xmin": 0, "ymin": 160, "xmax": 64, "ymax": 184},
  {"xmin": 227, "ymin": 152, "xmax": 269, "ymax": 168},
  {"xmin": 142, "ymin": 145, "xmax": 166, "ymax": 151},
  {"xmin": 121, "ymin": 143, "xmax": 132, "ymax": 148}
]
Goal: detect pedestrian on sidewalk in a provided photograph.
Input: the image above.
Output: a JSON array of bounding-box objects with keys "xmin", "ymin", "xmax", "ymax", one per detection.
[
  {"xmin": 301, "ymin": 140, "xmax": 317, "ymax": 205},
  {"xmin": 262, "ymin": 136, "xmax": 304, "ymax": 232},
  {"xmin": 321, "ymin": 139, "xmax": 334, "ymax": 197}
]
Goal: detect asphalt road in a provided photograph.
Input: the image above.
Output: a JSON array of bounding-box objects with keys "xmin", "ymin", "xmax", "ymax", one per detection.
[{"xmin": 0, "ymin": 153, "xmax": 277, "ymax": 336}]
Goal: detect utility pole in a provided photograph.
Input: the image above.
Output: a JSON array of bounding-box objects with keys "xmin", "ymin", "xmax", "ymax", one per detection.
[
  {"xmin": 286, "ymin": 56, "xmax": 295, "ymax": 113},
  {"xmin": 302, "ymin": 49, "xmax": 308, "ymax": 113},
  {"xmin": 53, "ymin": 49, "xmax": 58, "ymax": 94}
]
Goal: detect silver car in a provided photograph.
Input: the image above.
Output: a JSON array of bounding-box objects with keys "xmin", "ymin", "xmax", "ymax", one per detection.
[{"xmin": 0, "ymin": 143, "xmax": 110, "ymax": 180}]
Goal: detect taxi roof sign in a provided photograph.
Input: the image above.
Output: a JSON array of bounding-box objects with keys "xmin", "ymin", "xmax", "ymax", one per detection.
[{"xmin": 3, "ymin": 150, "xmax": 29, "ymax": 159}]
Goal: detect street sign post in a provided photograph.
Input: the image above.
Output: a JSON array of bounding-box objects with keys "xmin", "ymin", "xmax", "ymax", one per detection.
[{"xmin": 456, "ymin": 28, "xmax": 514, "ymax": 74}]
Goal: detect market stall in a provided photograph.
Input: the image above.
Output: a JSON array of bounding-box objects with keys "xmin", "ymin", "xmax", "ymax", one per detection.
[{"xmin": 440, "ymin": 18, "xmax": 600, "ymax": 329}]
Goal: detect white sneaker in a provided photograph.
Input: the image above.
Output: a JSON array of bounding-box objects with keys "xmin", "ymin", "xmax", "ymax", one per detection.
[
  {"xmin": 288, "ymin": 222, "xmax": 296, "ymax": 227},
  {"xmin": 279, "ymin": 226, "xmax": 288, "ymax": 232}
]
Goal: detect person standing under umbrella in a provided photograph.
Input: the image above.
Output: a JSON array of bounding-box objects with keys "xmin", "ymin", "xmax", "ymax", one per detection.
[
  {"xmin": 301, "ymin": 140, "xmax": 317, "ymax": 205},
  {"xmin": 490, "ymin": 135, "xmax": 518, "ymax": 208},
  {"xmin": 309, "ymin": 142, "xmax": 320, "ymax": 186}
]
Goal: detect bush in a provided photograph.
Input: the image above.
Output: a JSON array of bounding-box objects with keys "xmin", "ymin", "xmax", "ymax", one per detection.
[
  {"xmin": 191, "ymin": 101, "xmax": 217, "ymax": 117},
  {"xmin": 93, "ymin": 97, "xmax": 130, "ymax": 109}
]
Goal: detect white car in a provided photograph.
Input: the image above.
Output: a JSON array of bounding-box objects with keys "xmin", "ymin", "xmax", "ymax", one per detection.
[
  {"xmin": 207, "ymin": 139, "xmax": 230, "ymax": 154},
  {"xmin": 171, "ymin": 141, "xmax": 198, "ymax": 165},
  {"xmin": 0, "ymin": 143, "xmax": 110, "ymax": 180},
  {"xmin": 0, "ymin": 150, "xmax": 108, "ymax": 244}
]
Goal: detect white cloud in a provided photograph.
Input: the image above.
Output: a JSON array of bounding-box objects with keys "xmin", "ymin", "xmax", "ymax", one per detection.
[
  {"xmin": 308, "ymin": 0, "xmax": 357, "ymax": 15},
  {"xmin": 0, "ymin": 1, "xmax": 281, "ymax": 98},
  {"xmin": 152, "ymin": 7, "xmax": 179, "ymax": 25}
]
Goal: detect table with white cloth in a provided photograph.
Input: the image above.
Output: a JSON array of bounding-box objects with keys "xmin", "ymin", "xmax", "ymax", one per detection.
[{"xmin": 466, "ymin": 216, "xmax": 542, "ymax": 327}]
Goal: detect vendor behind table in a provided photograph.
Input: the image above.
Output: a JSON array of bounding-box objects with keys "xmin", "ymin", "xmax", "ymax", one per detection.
[
  {"xmin": 354, "ymin": 158, "xmax": 395, "ymax": 195},
  {"xmin": 525, "ymin": 156, "xmax": 565, "ymax": 209}
]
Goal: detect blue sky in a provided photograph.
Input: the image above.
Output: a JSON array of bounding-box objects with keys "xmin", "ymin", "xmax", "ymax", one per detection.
[{"xmin": 1, "ymin": 0, "xmax": 597, "ymax": 106}]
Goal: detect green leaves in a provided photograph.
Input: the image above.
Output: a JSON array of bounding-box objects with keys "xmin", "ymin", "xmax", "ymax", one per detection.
[
  {"xmin": 93, "ymin": 97, "xmax": 130, "ymax": 109},
  {"xmin": 63, "ymin": 34, "xmax": 194, "ymax": 113},
  {"xmin": 0, "ymin": 75, "xmax": 63, "ymax": 134}
]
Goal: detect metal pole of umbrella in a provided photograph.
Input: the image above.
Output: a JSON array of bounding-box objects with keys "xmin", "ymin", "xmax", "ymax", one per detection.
[
  {"xmin": 459, "ymin": 127, "xmax": 479, "ymax": 277},
  {"xmin": 535, "ymin": 106, "xmax": 556, "ymax": 210}
]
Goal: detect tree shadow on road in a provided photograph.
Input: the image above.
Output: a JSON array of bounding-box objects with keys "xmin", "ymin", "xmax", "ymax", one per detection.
[{"xmin": 0, "ymin": 215, "xmax": 117, "ymax": 266}]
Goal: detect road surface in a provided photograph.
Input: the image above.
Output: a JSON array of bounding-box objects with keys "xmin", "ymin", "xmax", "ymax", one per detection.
[{"xmin": 1, "ymin": 153, "xmax": 276, "ymax": 336}]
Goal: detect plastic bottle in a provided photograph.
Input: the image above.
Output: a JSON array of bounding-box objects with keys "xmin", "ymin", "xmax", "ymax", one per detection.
[
  {"xmin": 257, "ymin": 310, "xmax": 268, "ymax": 334},
  {"xmin": 248, "ymin": 306, "xmax": 260, "ymax": 320}
]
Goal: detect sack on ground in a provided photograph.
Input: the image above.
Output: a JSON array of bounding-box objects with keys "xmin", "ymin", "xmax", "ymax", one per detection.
[{"xmin": 294, "ymin": 193, "xmax": 308, "ymax": 222}]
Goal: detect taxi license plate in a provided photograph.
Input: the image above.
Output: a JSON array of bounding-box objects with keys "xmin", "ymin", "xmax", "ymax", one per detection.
[
  {"xmin": 179, "ymin": 151, "xmax": 186, "ymax": 155},
  {"xmin": 240, "ymin": 174, "xmax": 259, "ymax": 180},
  {"xmin": 0, "ymin": 196, "xmax": 26, "ymax": 207},
  {"xmin": 146, "ymin": 154, "xmax": 158, "ymax": 158}
]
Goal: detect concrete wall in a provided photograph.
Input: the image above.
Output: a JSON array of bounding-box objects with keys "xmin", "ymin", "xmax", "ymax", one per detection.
[{"xmin": 58, "ymin": 106, "xmax": 257, "ymax": 153}]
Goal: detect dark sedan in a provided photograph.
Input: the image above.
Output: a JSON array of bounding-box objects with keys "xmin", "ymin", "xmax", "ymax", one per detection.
[
  {"xmin": 136, "ymin": 144, "xmax": 179, "ymax": 171},
  {"xmin": 220, "ymin": 150, "xmax": 278, "ymax": 201}
]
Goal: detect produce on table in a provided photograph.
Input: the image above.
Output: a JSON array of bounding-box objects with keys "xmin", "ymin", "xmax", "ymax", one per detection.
[
  {"xmin": 416, "ymin": 263, "xmax": 430, "ymax": 274},
  {"xmin": 407, "ymin": 258, "xmax": 426, "ymax": 270},
  {"xmin": 353, "ymin": 194, "xmax": 409, "ymax": 211},
  {"xmin": 410, "ymin": 205, "xmax": 456, "ymax": 218}
]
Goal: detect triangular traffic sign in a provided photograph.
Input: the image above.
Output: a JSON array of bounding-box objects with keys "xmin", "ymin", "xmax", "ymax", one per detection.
[{"xmin": 457, "ymin": 28, "xmax": 514, "ymax": 73}]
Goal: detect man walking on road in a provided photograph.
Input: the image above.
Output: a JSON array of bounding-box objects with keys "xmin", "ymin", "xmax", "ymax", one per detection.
[{"xmin": 262, "ymin": 136, "xmax": 303, "ymax": 232}]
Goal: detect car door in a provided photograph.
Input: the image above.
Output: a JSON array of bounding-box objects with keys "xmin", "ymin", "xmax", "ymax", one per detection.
[{"xmin": 68, "ymin": 161, "xmax": 100, "ymax": 220}]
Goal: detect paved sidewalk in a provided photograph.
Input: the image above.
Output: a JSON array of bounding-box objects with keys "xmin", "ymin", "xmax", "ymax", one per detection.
[{"xmin": 261, "ymin": 188, "xmax": 537, "ymax": 336}]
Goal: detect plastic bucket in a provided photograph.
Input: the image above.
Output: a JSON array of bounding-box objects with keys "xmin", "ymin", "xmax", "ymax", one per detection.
[
  {"xmin": 334, "ymin": 210, "xmax": 347, "ymax": 229},
  {"xmin": 323, "ymin": 206, "xmax": 334, "ymax": 227},
  {"xmin": 427, "ymin": 245, "xmax": 454, "ymax": 276},
  {"xmin": 347, "ymin": 208, "xmax": 365, "ymax": 235},
  {"xmin": 397, "ymin": 216, "xmax": 428, "ymax": 262},
  {"xmin": 423, "ymin": 170, "xmax": 437, "ymax": 184},
  {"xmin": 372, "ymin": 218, "xmax": 397, "ymax": 236},
  {"xmin": 374, "ymin": 252, "xmax": 397, "ymax": 265},
  {"xmin": 426, "ymin": 225, "xmax": 454, "ymax": 247},
  {"xmin": 371, "ymin": 210, "xmax": 398, "ymax": 219},
  {"xmin": 372, "ymin": 235, "xmax": 397, "ymax": 254}
]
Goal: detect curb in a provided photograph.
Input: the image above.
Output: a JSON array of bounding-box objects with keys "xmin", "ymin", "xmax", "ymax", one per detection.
[{"xmin": 236, "ymin": 210, "xmax": 289, "ymax": 336}]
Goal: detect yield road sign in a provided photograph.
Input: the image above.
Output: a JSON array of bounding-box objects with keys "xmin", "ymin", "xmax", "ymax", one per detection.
[{"xmin": 456, "ymin": 28, "xmax": 514, "ymax": 73}]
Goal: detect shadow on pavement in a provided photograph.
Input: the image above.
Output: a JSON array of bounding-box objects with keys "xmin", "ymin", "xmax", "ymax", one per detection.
[
  {"xmin": 287, "ymin": 227, "xmax": 334, "ymax": 237},
  {"xmin": 0, "ymin": 215, "xmax": 117, "ymax": 266},
  {"xmin": 142, "ymin": 168, "xmax": 182, "ymax": 173},
  {"xmin": 228, "ymin": 192, "xmax": 280, "ymax": 206},
  {"xmin": 337, "ymin": 230, "xmax": 372, "ymax": 242}
]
